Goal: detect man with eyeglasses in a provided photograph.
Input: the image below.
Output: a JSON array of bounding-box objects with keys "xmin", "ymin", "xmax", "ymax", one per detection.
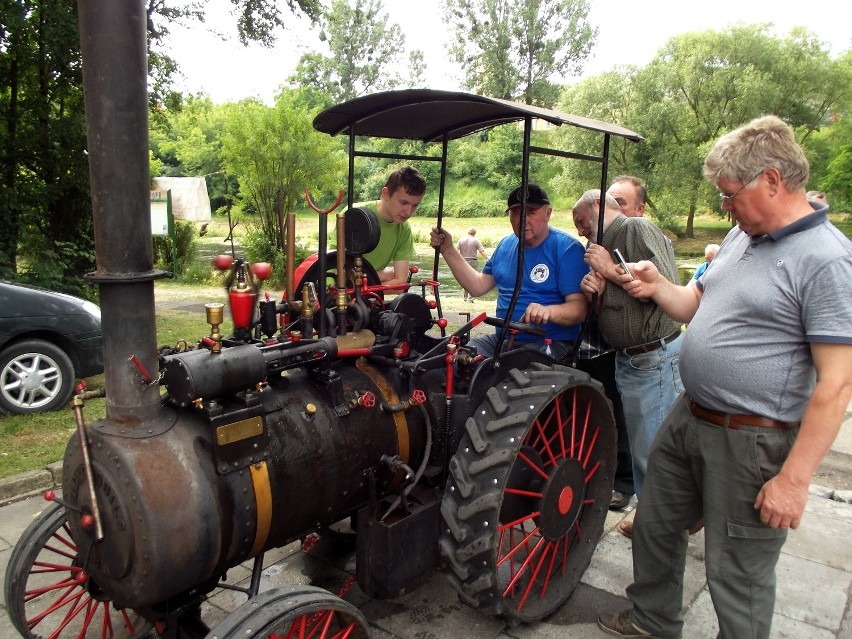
[
  {"xmin": 598, "ymin": 115, "xmax": 852, "ymax": 639},
  {"xmin": 430, "ymin": 183, "xmax": 588, "ymax": 359}
]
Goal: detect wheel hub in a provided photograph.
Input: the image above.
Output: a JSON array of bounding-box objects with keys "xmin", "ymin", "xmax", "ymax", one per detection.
[{"xmin": 538, "ymin": 458, "xmax": 585, "ymax": 540}]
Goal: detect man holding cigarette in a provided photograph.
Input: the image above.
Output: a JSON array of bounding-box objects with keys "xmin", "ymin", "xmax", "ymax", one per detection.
[{"xmin": 571, "ymin": 191, "xmax": 682, "ymax": 532}]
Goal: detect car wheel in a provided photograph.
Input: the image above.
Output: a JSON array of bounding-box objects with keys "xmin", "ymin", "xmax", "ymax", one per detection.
[{"xmin": 0, "ymin": 339, "xmax": 76, "ymax": 415}]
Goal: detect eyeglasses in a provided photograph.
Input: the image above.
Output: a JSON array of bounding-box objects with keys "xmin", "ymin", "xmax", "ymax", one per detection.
[{"xmin": 719, "ymin": 171, "xmax": 764, "ymax": 203}]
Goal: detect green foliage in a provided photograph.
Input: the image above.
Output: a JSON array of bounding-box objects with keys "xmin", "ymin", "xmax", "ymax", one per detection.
[
  {"xmin": 242, "ymin": 224, "xmax": 278, "ymax": 264},
  {"xmin": 443, "ymin": 0, "xmax": 596, "ymax": 106},
  {"xmin": 554, "ymin": 26, "xmax": 851, "ymax": 234},
  {"xmin": 0, "ymin": 0, "xmax": 96, "ymax": 286},
  {"xmin": 219, "ymin": 88, "xmax": 344, "ymax": 253},
  {"xmin": 442, "ymin": 199, "xmax": 506, "ymax": 218},
  {"xmin": 287, "ymin": 0, "xmax": 423, "ymax": 102},
  {"xmin": 152, "ymin": 221, "xmax": 199, "ymax": 276}
]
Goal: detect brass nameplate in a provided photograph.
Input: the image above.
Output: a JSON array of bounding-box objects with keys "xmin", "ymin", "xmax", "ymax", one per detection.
[{"xmin": 216, "ymin": 416, "xmax": 263, "ymax": 446}]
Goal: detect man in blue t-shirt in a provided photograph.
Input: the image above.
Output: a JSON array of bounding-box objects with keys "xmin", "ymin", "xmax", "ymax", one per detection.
[{"xmin": 430, "ymin": 183, "xmax": 588, "ymax": 359}]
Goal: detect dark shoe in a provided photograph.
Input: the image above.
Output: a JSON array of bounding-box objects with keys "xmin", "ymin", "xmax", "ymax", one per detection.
[
  {"xmin": 610, "ymin": 490, "xmax": 632, "ymax": 510},
  {"xmin": 598, "ymin": 609, "xmax": 660, "ymax": 637}
]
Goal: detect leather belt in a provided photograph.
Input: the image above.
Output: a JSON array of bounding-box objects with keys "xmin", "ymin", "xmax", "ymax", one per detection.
[
  {"xmin": 687, "ymin": 397, "xmax": 799, "ymax": 431},
  {"xmin": 621, "ymin": 330, "xmax": 681, "ymax": 357}
]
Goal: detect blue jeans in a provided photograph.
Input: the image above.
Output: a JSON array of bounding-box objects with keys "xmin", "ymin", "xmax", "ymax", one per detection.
[
  {"xmin": 468, "ymin": 333, "xmax": 573, "ymax": 361},
  {"xmin": 614, "ymin": 333, "xmax": 683, "ymax": 496}
]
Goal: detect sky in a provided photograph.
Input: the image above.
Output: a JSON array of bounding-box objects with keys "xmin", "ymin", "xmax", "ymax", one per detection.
[{"xmin": 165, "ymin": 0, "xmax": 851, "ymax": 105}]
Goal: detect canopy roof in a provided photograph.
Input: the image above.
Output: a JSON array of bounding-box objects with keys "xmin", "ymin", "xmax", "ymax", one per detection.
[{"xmin": 313, "ymin": 89, "xmax": 642, "ymax": 143}]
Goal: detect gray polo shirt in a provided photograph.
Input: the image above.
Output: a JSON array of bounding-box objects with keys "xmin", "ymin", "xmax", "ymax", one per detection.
[{"xmin": 680, "ymin": 207, "xmax": 852, "ymax": 421}]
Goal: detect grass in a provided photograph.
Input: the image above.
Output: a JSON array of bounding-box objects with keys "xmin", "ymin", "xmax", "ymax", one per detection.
[{"xmin": 2, "ymin": 212, "xmax": 848, "ymax": 481}]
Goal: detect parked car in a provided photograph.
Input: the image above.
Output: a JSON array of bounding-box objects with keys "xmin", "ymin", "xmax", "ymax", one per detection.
[{"xmin": 0, "ymin": 281, "xmax": 103, "ymax": 415}]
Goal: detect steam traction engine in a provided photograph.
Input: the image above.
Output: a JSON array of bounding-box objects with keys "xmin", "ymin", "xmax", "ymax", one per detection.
[
  {"xmin": 5, "ymin": 200, "xmax": 617, "ymax": 638},
  {"xmin": 2, "ymin": 7, "xmax": 645, "ymax": 636}
]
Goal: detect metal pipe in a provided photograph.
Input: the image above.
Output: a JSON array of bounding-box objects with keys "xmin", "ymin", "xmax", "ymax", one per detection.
[{"xmin": 78, "ymin": 0, "xmax": 163, "ymax": 422}]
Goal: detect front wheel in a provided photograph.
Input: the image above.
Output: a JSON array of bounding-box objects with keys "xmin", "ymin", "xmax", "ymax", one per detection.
[
  {"xmin": 440, "ymin": 363, "xmax": 616, "ymax": 623},
  {"xmin": 203, "ymin": 585, "xmax": 370, "ymax": 639},
  {"xmin": 4, "ymin": 502, "xmax": 151, "ymax": 639}
]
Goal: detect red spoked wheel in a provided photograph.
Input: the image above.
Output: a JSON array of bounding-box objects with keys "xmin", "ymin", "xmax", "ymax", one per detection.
[
  {"xmin": 440, "ymin": 363, "xmax": 616, "ymax": 622},
  {"xmin": 3, "ymin": 502, "xmax": 151, "ymax": 638},
  {"xmin": 203, "ymin": 585, "xmax": 370, "ymax": 639}
]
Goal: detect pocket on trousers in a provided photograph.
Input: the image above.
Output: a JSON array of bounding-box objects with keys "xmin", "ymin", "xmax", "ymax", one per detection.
[
  {"xmin": 727, "ymin": 519, "xmax": 787, "ymax": 540},
  {"xmin": 627, "ymin": 349, "xmax": 660, "ymax": 372}
]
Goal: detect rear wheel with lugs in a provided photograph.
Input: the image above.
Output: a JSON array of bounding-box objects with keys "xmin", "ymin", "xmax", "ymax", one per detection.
[{"xmin": 440, "ymin": 363, "xmax": 616, "ymax": 623}]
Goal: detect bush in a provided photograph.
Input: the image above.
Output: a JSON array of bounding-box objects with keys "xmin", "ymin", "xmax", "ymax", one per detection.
[
  {"xmin": 242, "ymin": 223, "xmax": 309, "ymax": 289},
  {"xmin": 153, "ymin": 221, "xmax": 199, "ymax": 275},
  {"xmin": 441, "ymin": 198, "xmax": 505, "ymax": 218}
]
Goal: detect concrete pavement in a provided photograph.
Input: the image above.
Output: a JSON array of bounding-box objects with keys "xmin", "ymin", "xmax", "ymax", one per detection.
[{"xmin": 2, "ymin": 401, "xmax": 851, "ymax": 639}]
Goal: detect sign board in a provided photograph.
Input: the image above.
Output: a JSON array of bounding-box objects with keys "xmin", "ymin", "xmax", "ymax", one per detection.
[
  {"xmin": 150, "ymin": 189, "xmax": 177, "ymax": 273},
  {"xmin": 150, "ymin": 191, "xmax": 170, "ymax": 236}
]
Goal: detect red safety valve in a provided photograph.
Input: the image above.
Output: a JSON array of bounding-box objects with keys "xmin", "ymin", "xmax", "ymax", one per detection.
[
  {"xmin": 80, "ymin": 514, "xmax": 96, "ymax": 530},
  {"xmin": 410, "ymin": 389, "xmax": 427, "ymax": 405},
  {"xmin": 359, "ymin": 392, "xmax": 376, "ymax": 408}
]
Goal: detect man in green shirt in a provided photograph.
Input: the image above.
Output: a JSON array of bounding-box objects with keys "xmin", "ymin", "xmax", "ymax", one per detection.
[{"xmin": 361, "ymin": 166, "xmax": 426, "ymax": 286}]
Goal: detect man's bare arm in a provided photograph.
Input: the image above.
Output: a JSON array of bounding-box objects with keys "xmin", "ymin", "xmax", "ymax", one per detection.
[
  {"xmin": 754, "ymin": 342, "xmax": 852, "ymax": 529},
  {"xmin": 622, "ymin": 260, "xmax": 702, "ymax": 323}
]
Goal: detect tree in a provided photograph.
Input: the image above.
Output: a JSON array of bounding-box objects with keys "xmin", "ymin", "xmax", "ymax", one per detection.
[
  {"xmin": 554, "ymin": 25, "xmax": 850, "ymax": 237},
  {"xmin": 0, "ymin": 0, "xmax": 322, "ymax": 291},
  {"xmin": 219, "ymin": 88, "xmax": 344, "ymax": 253},
  {"xmin": 631, "ymin": 25, "xmax": 848, "ymax": 236},
  {"xmin": 443, "ymin": 0, "xmax": 596, "ymax": 107},
  {"xmin": 0, "ymin": 0, "xmax": 93, "ymax": 289},
  {"xmin": 145, "ymin": 0, "xmax": 322, "ymax": 104},
  {"xmin": 288, "ymin": 0, "xmax": 425, "ymax": 103}
]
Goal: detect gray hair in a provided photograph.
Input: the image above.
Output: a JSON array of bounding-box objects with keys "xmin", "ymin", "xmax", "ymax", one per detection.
[
  {"xmin": 574, "ymin": 189, "xmax": 621, "ymax": 215},
  {"xmin": 703, "ymin": 115, "xmax": 809, "ymax": 191}
]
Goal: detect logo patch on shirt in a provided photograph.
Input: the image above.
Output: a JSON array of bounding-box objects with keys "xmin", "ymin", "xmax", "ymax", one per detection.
[{"xmin": 530, "ymin": 263, "xmax": 550, "ymax": 283}]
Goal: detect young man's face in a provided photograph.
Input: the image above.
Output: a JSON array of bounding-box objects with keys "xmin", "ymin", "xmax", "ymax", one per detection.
[
  {"xmin": 509, "ymin": 204, "xmax": 552, "ymax": 247},
  {"xmin": 607, "ymin": 180, "xmax": 644, "ymax": 217},
  {"xmin": 381, "ymin": 186, "xmax": 423, "ymax": 224}
]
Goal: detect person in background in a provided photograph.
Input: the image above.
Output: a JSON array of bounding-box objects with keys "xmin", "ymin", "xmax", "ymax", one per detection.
[
  {"xmin": 431, "ymin": 183, "xmax": 587, "ymax": 360},
  {"xmin": 806, "ymin": 190, "xmax": 828, "ymax": 205},
  {"xmin": 456, "ymin": 227, "xmax": 487, "ymax": 302},
  {"xmin": 598, "ymin": 114, "xmax": 852, "ymax": 639},
  {"xmin": 572, "ymin": 190, "xmax": 683, "ymax": 537},
  {"xmin": 691, "ymin": 243, "xmax": 720, "ymax": 281},
  {"xmin": 607, "ymin": 175, "xmax": 647, "ymax": 218},
  {"xmin": 361, "ymin": 166, "xmax": 426, "ymax": 287}
]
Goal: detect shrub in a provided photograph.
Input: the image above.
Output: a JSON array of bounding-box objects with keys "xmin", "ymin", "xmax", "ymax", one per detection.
[{"xmin": 153, "ymin": 221, "xmax": 199, "ymax": 275}]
